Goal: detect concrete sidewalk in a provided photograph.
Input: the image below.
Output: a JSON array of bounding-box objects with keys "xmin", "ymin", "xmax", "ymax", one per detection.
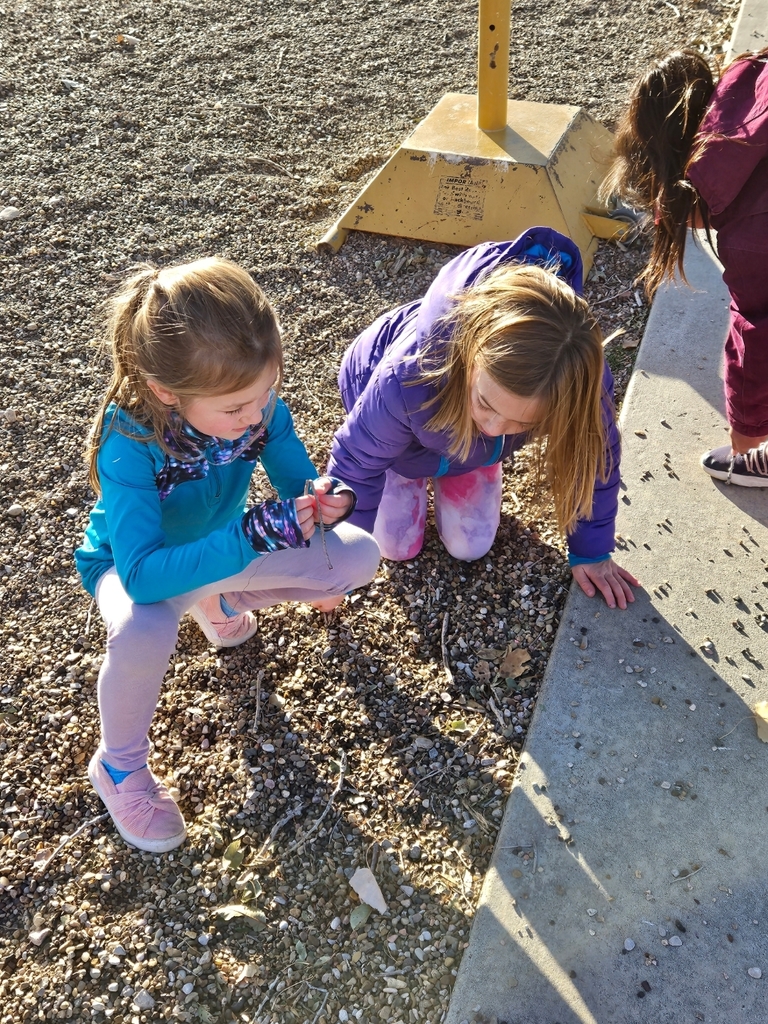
[{"xmin": 445, "ymin": 246, "xmax": 768, "ymax": 1019}]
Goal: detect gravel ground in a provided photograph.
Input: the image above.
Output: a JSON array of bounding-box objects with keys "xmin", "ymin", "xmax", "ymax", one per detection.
[{"xmin": 0, "ymin": 2, "xmax": 739, "ymax": 1023}]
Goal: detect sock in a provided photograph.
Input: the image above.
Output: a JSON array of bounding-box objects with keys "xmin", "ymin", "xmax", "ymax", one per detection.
[
  {"xmin": 101, "ymin": 759, "xmax": 146, "ymax": 785},
  {"xmin": 219, "ymin": 594, "xmax": 240, "ymax": 617}
]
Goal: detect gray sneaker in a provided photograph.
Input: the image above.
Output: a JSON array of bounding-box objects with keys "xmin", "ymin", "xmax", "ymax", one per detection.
[{"xmin": 701, "ymin": 443, "xmax": 768, "ymax": 486}]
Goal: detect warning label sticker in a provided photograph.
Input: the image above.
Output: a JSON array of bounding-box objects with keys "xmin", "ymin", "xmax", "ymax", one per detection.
[{"xmin": 434, "ymin": 175, "xmax": 487, "ymax": 221}]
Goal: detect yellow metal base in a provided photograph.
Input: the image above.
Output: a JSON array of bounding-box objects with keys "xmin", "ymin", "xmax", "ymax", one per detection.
[{"xmin": 320, "ymin": 93, "xmax": 617, "ymax": 272}]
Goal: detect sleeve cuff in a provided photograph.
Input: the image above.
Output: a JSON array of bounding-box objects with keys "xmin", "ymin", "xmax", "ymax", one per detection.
[
  {"xmin": 323, "ymin": 477, "xmax": 358, "ymax": 530},
  {"xmin": 568, "ymin": 552, "xmax": 612, "ymax": 566}
]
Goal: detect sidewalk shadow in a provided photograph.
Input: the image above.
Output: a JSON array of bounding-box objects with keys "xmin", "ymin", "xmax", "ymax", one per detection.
[{"xmin": 449, "ymin": 588, "xmax": 768, "ymax": 1024}]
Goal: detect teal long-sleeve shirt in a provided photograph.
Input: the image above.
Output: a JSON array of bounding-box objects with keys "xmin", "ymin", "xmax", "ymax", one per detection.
[{"xmin": 75, "ymin": 400, "xmax": 316, "ymax": 604}]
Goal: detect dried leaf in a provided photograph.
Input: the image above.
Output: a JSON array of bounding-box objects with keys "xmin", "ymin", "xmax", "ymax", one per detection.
[
  {"xmin": 234, "ymin": 873, "xmax": 262, "ymax": 903},
  {"xmin": 753, "ymin": 701, "xmax": 768, "ymax": 742},
  {"xmin": 214, "ymin": 904, "xmax": 267, "ymax": 931},
  {"xmin": 349, "ymin": 903, "xmax": 372, "ymax": 930},
  {"xmin": 499, "ymin": 646, "xmax": 531, "ymax": 678},
  {"xmin": 475, "ymin": 648, "xmax": 504, "ymax": 661},
  {"xmin": 349, "ymin": 867, "xmax": 388, "ymax": 913},
  {"xmin": 235, "ymin": 963, "xmax": 259, "ymax": 984}
]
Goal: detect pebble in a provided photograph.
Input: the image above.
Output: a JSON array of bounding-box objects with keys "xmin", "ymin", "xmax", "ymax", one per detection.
[
  {"xmin": 0, "ymin": 206, "xmax": 21, "ymax": 221},
  {"xmin": 748, "ymin": 967, "xmax": 762, "ymax": 979},
  {"xmin": 409, "ymin": 845, "xmax": 422, "ymax": 861},
  {"xmin": 624, "ymin": 938, "xmax": 635, "ymax": 951},
  {"xmin": 668, "ymin": 936, "xmax": 682, "ymax": 947},
  {"xmin": 132, "ymin": 989, "xmax": 156, "ymax": 1010},
  {"xmin": 262, "ymin": 742, "xmax": 275, "ymax": 753},
  {"xmin": 28, "ymin": 928, "xmax": 51, "ymax": 946},
  {"xmin": 7, "ymin": 504, "xmax": 23, "ymax": 517}
]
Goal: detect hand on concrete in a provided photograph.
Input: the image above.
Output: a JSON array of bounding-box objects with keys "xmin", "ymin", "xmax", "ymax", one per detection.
[
  {"xmin": 571, "ymin": 559, "xmax": 639, "ymax": 610},
  {"xmin": 729, "ymin": 427, "xmax": 768, "ymax": 455}
]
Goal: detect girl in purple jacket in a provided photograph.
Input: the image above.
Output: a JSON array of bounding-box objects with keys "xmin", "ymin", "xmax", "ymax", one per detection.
[
  {"xmin": 603, "ymin": 47, "xmax": 768, "ymax": 485},
  {"xmin": 328, "ymin": 228, "xmax": 639, "ymax": 610}
]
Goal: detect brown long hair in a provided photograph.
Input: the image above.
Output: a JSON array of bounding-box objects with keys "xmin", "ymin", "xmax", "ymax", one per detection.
[
  {"xmin": 600, "ymin": 49, "xmax": 716, "ymax": 297},
  {"xmin": 86, "ymin": 257, "xmax": 283, "ymax": 493},
  {"xmin": 414, "ymin": 264, "xmax": 611, "ymax": 536}
]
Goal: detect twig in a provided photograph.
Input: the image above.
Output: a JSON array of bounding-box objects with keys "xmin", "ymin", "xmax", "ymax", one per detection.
[
  {"xmin": 289, "ymin": 749, "xmax": 347, "ymax": 850},
  {"xmin": 441, "ymin": 611, "xmax": 453, "ymax": 685},
  {"xmin": 591, "ymin": 289, "xmax": 631, "ymax": 307},
  {"xmin": 663, "ymin": 0, "xmax": 681, "ymax": 17},
  {"xmin": 402, "ymin": 722, "xmax": 484, "ymax": 801},
  {"xmin": 671, "ymin": 864, "xmax": 704, "ymax": 883},
  {"xmin": 305, "ymin": 479, "xmax": 333, "ymax": 570},
  {"xmin": 718, "ymin": 715, "xmax": 753, "ymax": 741},
  {"xmin": 308, "ymin": 984, "xmax": 329, "ymax": 1024},
  {"xmin": 253, "ymin": 970, "xmax": 286, "ymax": 1021},
  {"xmin": 488, "ymin": 696, "xmax": 506, "ymax": 731},
  {"xmin": 34, "ymin": 812, "xmax": 109, "ymax": 874},
  {"xmin": 275, "ymin": 46, "xmax": 286, "ymax": 72},
  {"xmin": 246, "ymin": 153, "xmax": 296, "ymax": 178},
  {"xmin": 252, "ymin": 669, "xmax": 264, "ymax": 730},
  {"xmin": 254, "ymin": 802, "xmax": 304, "ymax": 862}
]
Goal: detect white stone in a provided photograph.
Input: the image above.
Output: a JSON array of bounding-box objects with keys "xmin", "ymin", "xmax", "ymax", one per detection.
[
  {"xmin": 7, "ymin": 504, "xmax": 23, "ymax": 517},
  {"xmin": 0, "ymin": 207, "xmax": 21, "ymax": 222},
  {"xmin": 668, "ymin": 936, "xmax": 683, "ymax": 947},
  {"xmin": 748, "ymin": 967, "xmax": 762, "ymax": 979},
  {"xmin": 624, "ymin": 938, "xmax": 635, "ymax": 951},
  {"xmin": 132, "ymin": 989, "xmax": 156, "ymax": 1010}
]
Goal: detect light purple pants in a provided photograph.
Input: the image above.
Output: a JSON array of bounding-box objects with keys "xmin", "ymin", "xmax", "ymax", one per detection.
[
  {"xmin": 373, "ymin": 464, "xmax": 503, "ymax": 562},
  {"xmin": 94, "ymin": 524, "xmax": 380, "ymax": 771}
]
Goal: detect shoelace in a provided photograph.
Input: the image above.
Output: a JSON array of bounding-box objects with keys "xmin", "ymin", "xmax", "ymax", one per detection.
[{"xmin": 742, "ymin": 443, "xmax": 768, "ymax": 476}]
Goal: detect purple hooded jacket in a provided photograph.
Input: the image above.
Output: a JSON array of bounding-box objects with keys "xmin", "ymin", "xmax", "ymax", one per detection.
[{"xmin": 327, "ymin": 227, "xmax": 620, "ymax": 561}]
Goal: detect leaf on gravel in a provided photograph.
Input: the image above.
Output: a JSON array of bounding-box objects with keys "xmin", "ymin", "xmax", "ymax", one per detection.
[
  {"xmin": 214, "ymin": 905, "xmax": 267, "ymax": 931},
  {"xmin": 234, "ymin": 873, "xmax": 262, "ymax": 902},
  {"xmin": 753, "ymin": 701, "xmax": 768, "ymax": 742},
  {"xmin": 235, "ymin": 963, "xmax": 259, "ymax": 984},
  {"xmin": 197, "ymin": 1008, "xmax": 215, "ymax": 1024},
  {"xmin": 475, "ymin": 647, "xmax": 504, "ymax": 661},
  {"xmin": 500, "ymin": 645, "xmax": 531, "ymax": 678},
  {"xmin": 349, "ymin": 903, "xmax": 372, "ymax": 930},
  {"xmin": 222, "ymin": 831, "xmax": 246, "ymax": 871},
  {"xmin": 349, "ymin": 867, "xmax": 388, "ymax": 913},
  {"xmin": 447, "ymin": 719, "xmax": 469, "ymax": 733},
  {"xmin": 295, "ymin": 940, "xmax": 307, "ymax": 961}
]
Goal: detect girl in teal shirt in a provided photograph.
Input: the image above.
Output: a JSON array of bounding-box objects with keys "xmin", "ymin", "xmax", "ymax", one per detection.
[{"xmin": 76, "ymin": 257, "xmax": 379, "ymax": 854}]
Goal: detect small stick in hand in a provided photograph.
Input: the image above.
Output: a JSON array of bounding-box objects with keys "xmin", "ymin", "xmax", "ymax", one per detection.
[{"xmin": 304, "ymin": 479, "xmax": 333, "ymax": 570}]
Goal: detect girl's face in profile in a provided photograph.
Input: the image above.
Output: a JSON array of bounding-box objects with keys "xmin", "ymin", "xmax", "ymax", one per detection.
[
  {"xmin": 148, "ymin": 363, "xmax": 279, "ymax": 440},
  {"xmin": 183, "ymin": 364, "xmax": 278, "ymax": 439},
  {"xmin": 469, "ymin": 369, "xmax": 542, "ymax": 438}
]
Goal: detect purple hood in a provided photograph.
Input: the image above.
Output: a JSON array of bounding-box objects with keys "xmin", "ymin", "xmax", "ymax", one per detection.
[{"xmin": 327, "ymin": 227, "xmax": 620, "ymax": 559}]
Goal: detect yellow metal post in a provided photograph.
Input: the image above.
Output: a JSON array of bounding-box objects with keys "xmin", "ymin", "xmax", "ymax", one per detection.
[
  {"xmin": 477, "ymin": 0, "xmax": 511, "ymax": 131},
  {"xmin": 317, "ymin": 1, "xmax": 625, "ymax": 270}
]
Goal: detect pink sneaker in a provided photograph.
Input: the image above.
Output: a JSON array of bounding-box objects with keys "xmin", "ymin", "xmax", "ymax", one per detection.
[
  {"xmin": 88, "ymin": 750, "xmax": 187, "ymax": 854},
  {"xmin": 189, "ymin": 593, "xmax": 259, "ymax": 648}
]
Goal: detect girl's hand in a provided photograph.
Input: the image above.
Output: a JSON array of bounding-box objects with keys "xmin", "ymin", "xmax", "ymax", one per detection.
[
  {"xmin": 571, "ymin": 559, "xmax": 640, "ymax": 610},
  {"xmin": 309, "ymin": 476, "xmax": 354, "ymax": 526},
  {"xmin": 293, "ymin": 495, "xmax": 316, "ymax": 541}
]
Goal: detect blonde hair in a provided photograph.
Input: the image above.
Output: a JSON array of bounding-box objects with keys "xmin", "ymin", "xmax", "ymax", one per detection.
[
  {"xmin": 87, "ymin": 256, "xmax": 283, "ymax": 494},
  {"xmin": 414, "ymin": 263, "xmax": 611, "ymax": 535}
]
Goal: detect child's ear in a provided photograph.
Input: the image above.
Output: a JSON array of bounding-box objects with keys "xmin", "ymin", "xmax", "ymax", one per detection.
[{"xmin": 146, "ymin": 378, "xmax": 180, "ymax": 407}]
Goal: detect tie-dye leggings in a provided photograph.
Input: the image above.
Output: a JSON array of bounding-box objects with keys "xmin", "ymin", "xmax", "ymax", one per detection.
[{"xmin": 373, "ymin": 463, "xmax": 503, "ymax": 562}]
